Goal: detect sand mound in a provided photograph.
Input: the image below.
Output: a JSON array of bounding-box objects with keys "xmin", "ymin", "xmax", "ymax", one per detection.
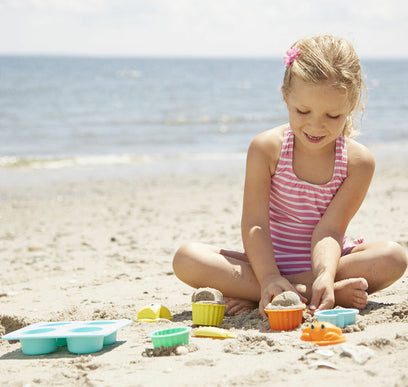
[
  {"xmin": 265, "ymin": 291, "xmax": 306, "ymax": 310},
  {"xmin": 191, "ymin": 287, "xmax": 226, "ymax": 304}
]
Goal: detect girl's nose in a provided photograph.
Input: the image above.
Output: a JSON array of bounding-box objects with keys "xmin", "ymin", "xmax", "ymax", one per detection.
[{"xmin": 309, "ymin": 117, "xmax": 325, "ymax": 133}]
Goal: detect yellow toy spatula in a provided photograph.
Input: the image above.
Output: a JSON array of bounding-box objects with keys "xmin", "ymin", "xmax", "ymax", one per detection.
[{"xmin": 192, "ymin": 326, "xmax": 235, "ymax": 339}]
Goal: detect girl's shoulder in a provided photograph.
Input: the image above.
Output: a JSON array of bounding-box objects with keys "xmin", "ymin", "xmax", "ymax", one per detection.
[
  {"xmin": 247, "ymin": 124, "xmax": 287, "ymax": 175},
  {"xmin": 345, "ymin": 137, "xmax": 375, "ymax": 174},
  {"xmin": 249, "ymin": 124, "xmax": 286, "ymax": 157}
]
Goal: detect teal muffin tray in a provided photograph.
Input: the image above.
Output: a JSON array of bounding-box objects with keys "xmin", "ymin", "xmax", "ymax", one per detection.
[
  {"xmin": 314, "ymin": 308, "xmax": 359, "ymax": 327},
  {"xmin": 2, "ymin": 319, "xmax": 132, "ymax": 355}
]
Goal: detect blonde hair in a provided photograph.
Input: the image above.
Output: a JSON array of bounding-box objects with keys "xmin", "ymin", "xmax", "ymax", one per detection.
[{"xmin": 282, "ymin": 35, "xmax": 366, "ymax": 138}]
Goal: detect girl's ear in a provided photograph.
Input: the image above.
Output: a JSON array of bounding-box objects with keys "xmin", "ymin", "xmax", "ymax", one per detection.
[
  {"xmin": 281, "ymin": 87, "xmax": 287, "ymax": 103},
  {"xmin": 349, "ymin": 101, "xmax": 357, "ymax": 114}
]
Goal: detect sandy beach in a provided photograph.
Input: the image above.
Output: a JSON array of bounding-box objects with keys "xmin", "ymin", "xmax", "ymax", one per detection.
[{"xmin": 1, "ymin": 150, "xmax": 407, "ymax": 387}]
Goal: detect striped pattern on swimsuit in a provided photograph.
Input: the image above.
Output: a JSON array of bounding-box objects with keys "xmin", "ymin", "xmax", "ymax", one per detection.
[{"xmin": 269, "ymin": 126, "xmax": 348, "ymax": 275}]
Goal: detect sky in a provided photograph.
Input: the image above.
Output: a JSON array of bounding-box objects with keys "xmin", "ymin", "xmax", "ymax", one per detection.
[{"xmin": 1, "ymin": 0, "xmax": 408, "ymax": 58}]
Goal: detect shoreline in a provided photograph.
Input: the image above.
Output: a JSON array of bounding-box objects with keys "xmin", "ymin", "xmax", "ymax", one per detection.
[{"xmin": 0, "ymin": 138, "xmax": 407, "ymax": 185}]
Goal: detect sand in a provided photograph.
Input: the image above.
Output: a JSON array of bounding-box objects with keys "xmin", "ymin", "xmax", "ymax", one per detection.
[
  {"xmin": 191, "ymin": 288, "xmax": 226, "ymax": 304},
  {"xmin": 0, "ymin": 152, "xmax": 407, "ymax": 387},
  {"xmin": 265, "ymin": 291, "xmax": 306, "ymax": 310}
]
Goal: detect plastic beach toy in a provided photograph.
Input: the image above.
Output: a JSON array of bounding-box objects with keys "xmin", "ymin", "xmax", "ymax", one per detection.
[
  {"xmin": 2, "ymin": 319, "xmax": 132, "ymax": 355},
  {"xmin": 148, "ymin": 326, "xmax": 191, "ymax": 348},
  {"xmin": 191, "ymin": 303, "xmax": 226, "ymax": 326},
  {"xmin": 264, "ymin": 308, "xmax": 304, "ymax": 331},
  {"xmin": 300, "ymin": 322, "xmax": 346, "ymax": 346},
  {"xmin": 314, "ymin": 308, "xmax": 359, "ymax": 327},
  {"xmin": 264, "ymin": 291, "xmax": 306, "ymax": 331},
  {"xmin": 192, "ymin": 327, "xmax": 235, "ymax": 339},
  {"xmin": 137, "ymin": 303, "xmax": 173, "ymax": 322}
]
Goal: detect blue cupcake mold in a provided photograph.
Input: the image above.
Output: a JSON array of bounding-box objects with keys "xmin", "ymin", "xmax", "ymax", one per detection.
[
  {"xmin": 314, "ymin": 308, "xmax": 359, "ymax": 327},
  {"xmin": 20, "ymin": 328, "xmax": 58, "ymax": 355},
  {"xmin": 2, "ymin": 319, "xmax": 132, "ymax": 355}
]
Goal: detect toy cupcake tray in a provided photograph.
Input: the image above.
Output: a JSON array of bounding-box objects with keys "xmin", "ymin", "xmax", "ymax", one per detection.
[{"xmin": 2, "ymin": 319, "xmax": 132, "ymax": 355}]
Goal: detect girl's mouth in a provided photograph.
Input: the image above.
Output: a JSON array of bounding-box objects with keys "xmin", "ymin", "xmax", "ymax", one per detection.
[{"xmin": 305, "ymin": 133, "xmax": 325, "ymax": 143}]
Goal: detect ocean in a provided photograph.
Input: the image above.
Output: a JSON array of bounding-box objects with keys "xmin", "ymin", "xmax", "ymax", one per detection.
[{"xmin": 0, "ymin": 56, "xmax": 407, "ymax": 173}]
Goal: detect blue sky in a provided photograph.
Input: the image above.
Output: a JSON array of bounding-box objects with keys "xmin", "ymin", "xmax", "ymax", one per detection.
[{"xmin": 2, "ymin": 0, "xmax": 407, "ymax": 58}]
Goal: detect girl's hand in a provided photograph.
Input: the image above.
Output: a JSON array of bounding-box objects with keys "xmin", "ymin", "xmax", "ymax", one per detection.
[
  {"xmin": 309, "ymin": 272, "xmax": 335, "ymax": 313},
  {"xmin": 259, "ymin": 274, "xmax": 306, "ymax": 318}
]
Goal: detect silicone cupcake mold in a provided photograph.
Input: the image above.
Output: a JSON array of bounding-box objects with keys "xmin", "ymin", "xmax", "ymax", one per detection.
[
  {"xmin": 314, "ymin": 308, "xmax": 359, "ymax": 327},
  {"xmin": 191, "ymin": 303, "xmax": 226, "ymax": 326},
  {"xmin": 148, "ymin": 326, "xmax": 191, "ymax": 348},
  {"xmin": 264, "ymin": 291, "xmax": 306, "ymax": 331},
  {"xmin": 264, "ymin": 308, "xmax": 304, "ymax": 331},
  {"xmin": 2, "ymin": 319, "xmax": 132, "ymax": 355}
]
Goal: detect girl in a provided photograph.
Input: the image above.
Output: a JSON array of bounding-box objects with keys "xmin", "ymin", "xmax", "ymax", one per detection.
[{"xmin": 172, "ymin": 35, "xmax": 407, "ymax": 317}]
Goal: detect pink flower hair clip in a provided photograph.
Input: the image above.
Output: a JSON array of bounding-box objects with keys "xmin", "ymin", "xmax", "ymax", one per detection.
[{"xmin": 283, "ymin": 46, "xmax": 301, "ymax": 67}]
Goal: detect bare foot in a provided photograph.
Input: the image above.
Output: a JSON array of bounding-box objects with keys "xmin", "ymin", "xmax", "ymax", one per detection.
[
  {"xmin": 224, "ymin": 296, "xmax": 258, "ymax": 315},
  {"xmin": 334, "ymin": 278, "xmax": 368, "ymax": 309}
]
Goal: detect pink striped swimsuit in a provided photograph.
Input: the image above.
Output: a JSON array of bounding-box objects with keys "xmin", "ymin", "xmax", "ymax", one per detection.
[{"xmin": 269, "ymin": 126, "xmax": 363, "ymax": 275}]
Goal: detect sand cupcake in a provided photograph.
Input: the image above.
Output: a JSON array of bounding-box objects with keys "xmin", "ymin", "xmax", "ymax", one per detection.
[
  {"xmin": 264, "ymin": 291, "xmax": 306, "ymax": 331},
  {"xmin": 191, "ymin": 287, "xmax": 227, "ymax": 326}
]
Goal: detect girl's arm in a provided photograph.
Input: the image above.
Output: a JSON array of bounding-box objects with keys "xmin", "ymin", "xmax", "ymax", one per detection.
[
  {"xmin": 309, "ymin": 140, "xmax": 375, "ymax": 311},
  {"xmin": 242, "ymin": 127, "xmax": 302, "ymax": 317}
]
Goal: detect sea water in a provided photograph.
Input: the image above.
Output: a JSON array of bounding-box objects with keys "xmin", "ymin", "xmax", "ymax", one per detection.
[{"xmin": 0, "ymin": 56, "xmax": 407, "ymax": 174}]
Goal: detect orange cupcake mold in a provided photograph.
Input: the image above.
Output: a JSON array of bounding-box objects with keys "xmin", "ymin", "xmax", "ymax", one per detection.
[{"xmin": 264, "ymin": 308, "xmax": 304, "ymax": 331}]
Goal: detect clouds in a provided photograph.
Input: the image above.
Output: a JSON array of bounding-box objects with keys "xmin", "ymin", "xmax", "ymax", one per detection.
[
  {"xmin": 2, "ymin": 0, "xmax": 110, "ymax": 13},
  {"xmin": 1, "ymin": 0, "xmax": 407, "ymax": 57}
]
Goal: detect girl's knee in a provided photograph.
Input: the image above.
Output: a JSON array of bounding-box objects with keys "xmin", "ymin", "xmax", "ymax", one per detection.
[
  {"xmin": 385, "ymin": 241, "xmax": 408, "ymax": 275},
  {"xmin": 172, "ymin": 242, "xmax": 203, "ymax": 281},
  {"xmin": 173, "ymin": 243, "xmax": 193, "ymax": 273}
]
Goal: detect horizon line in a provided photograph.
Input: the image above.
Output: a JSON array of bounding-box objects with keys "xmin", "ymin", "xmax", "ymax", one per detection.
[{"xmin": 1, "ymin": 52, "xmax": 408, "ymax": 61}]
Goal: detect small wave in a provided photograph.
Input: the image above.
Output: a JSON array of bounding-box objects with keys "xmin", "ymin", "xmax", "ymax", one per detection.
[
  {"xmin": 116, "ymin": 69, "xmax": 142, "ymax": 79},
  {"xmin": 162, "ymin": 113, "xmax": 281, "ymax": 126},
  {"xmin": 0, "ymin": 152, "xmax": 246, "ymax": 170},
  {"xmin": 185, "ymin": 152, "xmax": 246, "ymax": 161},
  {"xmin": 0, "ymin": 154, "xmax": 147, "ymax": 169}
]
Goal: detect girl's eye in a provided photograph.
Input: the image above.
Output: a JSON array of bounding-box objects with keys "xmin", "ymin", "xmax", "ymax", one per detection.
[
  {"xmin": 327, "ymin": 114, "xmax": 340, "ymax": 119},
  {"xmin": 296, "ymin": 109, "xmax": 309, "ymax": 115}
]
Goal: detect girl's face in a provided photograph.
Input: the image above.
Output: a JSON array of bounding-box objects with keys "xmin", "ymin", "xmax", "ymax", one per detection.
[{"xmin": 283, "ymin": 76, "xmax": 352, "ymax": 153}]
